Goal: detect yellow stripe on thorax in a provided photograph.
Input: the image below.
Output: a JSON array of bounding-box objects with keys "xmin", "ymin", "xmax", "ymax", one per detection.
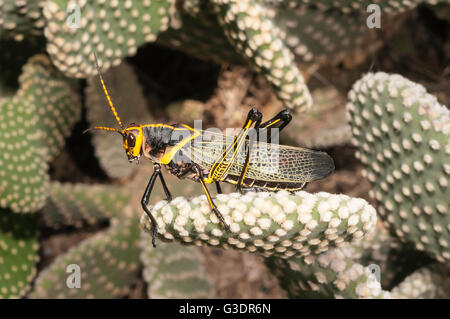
[{"xmin": 159, "ymin": 125, "xmax": 200, "ymax": 164}]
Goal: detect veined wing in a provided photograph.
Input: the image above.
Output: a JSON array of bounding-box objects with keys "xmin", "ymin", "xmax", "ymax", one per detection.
[{"xmin": 183, "ymin": 130, "xmax": 334, "ymax": 183}]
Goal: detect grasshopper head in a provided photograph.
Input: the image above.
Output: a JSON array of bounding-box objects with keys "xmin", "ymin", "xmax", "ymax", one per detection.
[{"xmin": 123, "ymin": 125, "xmax": 144, "ymax": 162}]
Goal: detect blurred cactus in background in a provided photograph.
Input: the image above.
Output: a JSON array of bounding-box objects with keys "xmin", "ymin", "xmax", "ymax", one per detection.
[
  {"xmin": 0, "ymin": 209, "xmax": 39, "ymax": 298},
  {"xmin": 0, "ymin": 0, "xmax": 449, "ymax": 299},
  {"xmin": 346, "ymin": 72, "xmax": 449, "ymax": 263}
]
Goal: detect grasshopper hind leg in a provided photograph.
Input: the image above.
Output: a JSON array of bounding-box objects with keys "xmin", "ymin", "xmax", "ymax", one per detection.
[
  {"xmin": 259, "ymin": 109, "xmax": 292, "ymax": 143},
  {"xmin": 193, "ymin": 165, "xmax": 230, "ymax": 231},
  {"xmin": 236, "ymin": 109, "xmax": 293, "ymax": 192},
  {"xmin": 236, "ymin": 108, "xmax": 263, "ymax": 191}
]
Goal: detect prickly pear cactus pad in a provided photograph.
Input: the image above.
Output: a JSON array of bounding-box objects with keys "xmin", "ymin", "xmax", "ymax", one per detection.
[
  {"xmin": 274, "ymin": 5, "xmax": 380, "ymax": 66},
  {"xmin": 211, "ymin": 0, "xmax": 313, "ymax": 111},
  {"xmin": 390, "ymin": 264, "xmax": 449, "ymax": 298},
  {"xmin": 0, "ymin": 0, "xmax": 46, "ymax": 41},
  {"xmin": 351, "ymin": 225, "xmax": 433, "ymax": 289},
  {"xmin": 141, "ymin": 238, "xmax": 216, "ymax": 299},
  {"xmin": 17, "ymin": 54, "xmax": 81, "ymax": 161},
  {"xmin": 140, "ymin": 191, "xmax": 378, "ymax": 258},
  {"xmin": 0, "ymin": 208, "xmax": 39, "ymax": 299},
  {"xmin": 43, "ymin": 0, "xmax": 174, "ymax": 78},
  {"xmin": 0, "ymin": 98, "xmax": 49, "ymax": 213},
  {"xmin": 266, "ymin": 246, "xmax": 392, "ymax": 299},
  {"xmin": 41, "ymin": 182, "xmax": 131, "ymax": 229},
  {"xmin": 156, "ymin": 4, "xmax": 243, "ymax": 65},
  {"xmin": 346, "ymin": 72, "xmax": 450, "ymax": 262},
  {"xmin": 30, "ymin": 216, "xmax": 141, "ymax": 299}
]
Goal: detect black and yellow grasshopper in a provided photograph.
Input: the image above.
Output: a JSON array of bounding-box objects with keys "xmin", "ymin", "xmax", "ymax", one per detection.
[{"xmin": 86, "ymin": 53, "xmax": 334, "ymax": 247}]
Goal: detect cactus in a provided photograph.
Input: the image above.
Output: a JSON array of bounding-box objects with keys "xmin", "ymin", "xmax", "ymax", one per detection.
[
  {"xmin": 346, "ymin": 72, "xmax": 450, "ymax": 262},
  {"xmin": 352, "ymin": 225, "xmax": 433, "ymax": 289},
  {"xmin": 0, "ymin": 0, "xmax": 46, "ymax": 41},
  {"xmin": 141, "ymin": 237, "xmax": 216, "ymax": 298},
  {"xmin": 33, "ymin": 216, "xmax": 217, "ymax": 299},
  {"xmin": 85, "ymin": 61, "xmax": 153, "ymax": 178},
  {"xmin": 140, "ymin": 191, "xmax": 378, "ymax": 259},
  {"xmin": 42, "ymin": 0, "xmax": 174, "ymax": 78},
  {"xmin": 0, "ymin": 97, "xmax": 49, "ymax": 213},
  {"xmin": 31, "ymin": 166, "xmax": 209, "ymax": 298},
  {"xmin": 266, "ymin": 246, "xmax": 392, "ymax": 299},
  {"xmin": 41, "ymin": 0, "xmax": 313, "ymax": 112},
  {"xmin": 0, "ymin": 54, "xmax": 81, "ymax": 213},
  {"xmin": 391, "ymin": 264, "xmax": 449, "ymax": 298},
  {"xmin": 17, "ymin": 55, "xmax": 81, "ymax": 161},
  {"xmin": 157, "ymin": 1, "xmax": 242, "ymax": 65},
  {"xmin": 30, "ymin": 215, "xmax": 141, "ymax": 298},
  {"xmin": 0, "ymin": 208, "xmax": 39, "ymax": 299},
  {"xmin": 210, "ymin": 0, "xmax": 312, "ymax": 111},
  {"xmin": 40, "ymin": 182, "xmax": 131, "ymax": 229},
  {"xmin": 265, "ymin": 225, "xmax": 438, "ymax": 299},
  {"xmin": 39, "ymin": 0, "xmax": 449, "ymax": 113},
  {"xmin": 274, "ymin": 4, "xmax": 382, "ymax": 67}
]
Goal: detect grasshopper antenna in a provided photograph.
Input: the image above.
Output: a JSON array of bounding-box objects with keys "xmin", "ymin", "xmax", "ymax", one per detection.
[{"xmin": 93, "ymin": 51, "xmax": 125, "ymax": 130}]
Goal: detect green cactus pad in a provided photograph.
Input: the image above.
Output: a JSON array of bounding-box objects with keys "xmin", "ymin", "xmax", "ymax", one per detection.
[
  {"xmin": 346, "ymin": 72, "xmax": 450, "ymax": 262},
  {"xmin": 0, "ymin": 208, "xmax": 39, "ymax": 299},
  {"xmin": 17, "ymin": 54, "xmax": 81, "ymax": 161},
  {"xmin": 43, "ymin": 0, "xmax": 174, "ymax": 78},
  {"xmin": 275, "ymin": 4, "xmax": 380, "ymax": 66},
  {"xmin": 0, "ymin": 97, "xmax": 49, "ymax": 213},
  {"xmin": 30, "ymin": 215, "xmax": 141, "ymax": 298},
  {"xmin": 353, "ymin": 226, "xmax": 433, "ymax": 289},
  {"xmin": 0, "ymin": 0, "xmax": 46, "ymax": 41},
  {"xmin": 157, "ymin": 1, "xmax": 242, "ymax": 65},
  {"xmin": 211, "ymin": 0, "xmax": 312, "ymax": 112},
  {"xmin": 141, "ymin": 191, "xmax": 377, "ymax": 258},
  {"xmin": 391, "ymin": 264, "xmax": 449, "ymax": 298},
  {"xmin": 85, "ymin": 61, "xmax": 153, "ymax": 178},
  {"xmin": 141, "ymin": 238, "xmax": 216, "ymax": 298},
  {"xmin": 41, "ymin": 182, "xmax": 131, "ymax": 229},
  {"xmin": 266, "ymin": 245, "xmax": 392, "ymax": 299}
]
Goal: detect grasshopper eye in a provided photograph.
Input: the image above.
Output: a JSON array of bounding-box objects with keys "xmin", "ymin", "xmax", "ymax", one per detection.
[{"xmin": 127, "ymin": 134, "xmax": 136, "ymax": 148}]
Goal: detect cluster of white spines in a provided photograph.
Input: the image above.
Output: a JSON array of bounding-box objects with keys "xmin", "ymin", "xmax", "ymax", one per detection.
[
  {"xmin": 212, "ymin": 0, "xmax": 313, "ymax": 111},
  {"xmin": 347, "ymin": 71, "xmax": 449, "ymax": 262},
  {"xmin": 141, "ymin": 191, "xmax": 377, "ymax": 259},
  {"xmin": 43, "ymin": 0, "xmax": 174, "ymax": 78}
]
